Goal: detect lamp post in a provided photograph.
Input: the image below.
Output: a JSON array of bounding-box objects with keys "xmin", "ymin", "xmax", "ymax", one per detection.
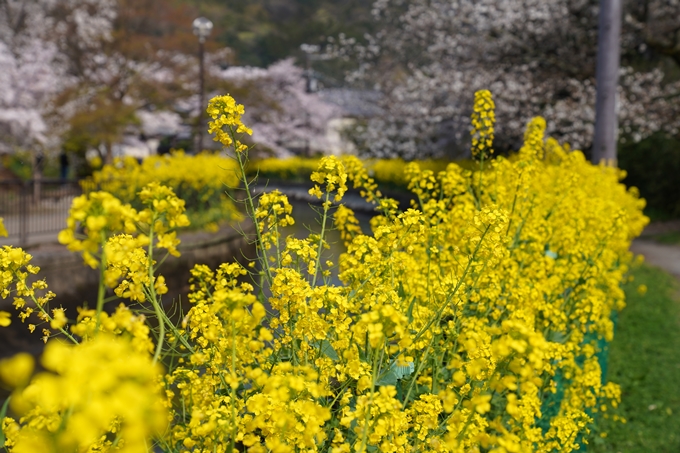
[{"xmin": 193, "ymin": 17, "xmax": 213, "ymax": 153}]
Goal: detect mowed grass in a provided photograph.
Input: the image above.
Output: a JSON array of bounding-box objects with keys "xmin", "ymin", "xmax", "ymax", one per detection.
[{"xmin": 588, "ymin": 264, "xmax": 680, "ymax": 452}]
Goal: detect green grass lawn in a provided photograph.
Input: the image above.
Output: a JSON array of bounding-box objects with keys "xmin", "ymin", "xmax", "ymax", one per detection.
[{"xmin": 588, "ymin": 264, "xmax": 680, "ymax": 452}]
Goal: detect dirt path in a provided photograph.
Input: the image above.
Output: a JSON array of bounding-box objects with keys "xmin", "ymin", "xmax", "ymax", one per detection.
[
  {"xmin": 630, "ymin": 220, "xmax": 680, "ymax": 278},
  {"xmin": 630, "ymin": 239, "xmax": 680, "ymax": 277}
]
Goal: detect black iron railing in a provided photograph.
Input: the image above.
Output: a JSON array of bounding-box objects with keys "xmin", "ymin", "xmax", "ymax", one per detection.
[{"xmin": 0, "ymin": 179, "xmax": 81, "ymax": 247}]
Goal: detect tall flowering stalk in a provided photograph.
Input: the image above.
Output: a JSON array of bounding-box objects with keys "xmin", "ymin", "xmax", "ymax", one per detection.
[{"xmin": 471, "ymin": 89, "xmax": 496, "ymax": 207}]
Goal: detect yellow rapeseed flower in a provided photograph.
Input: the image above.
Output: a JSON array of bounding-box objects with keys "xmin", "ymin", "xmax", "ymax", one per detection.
[
  {"xmin": 207, "ymin": 94, "xmax": 253, "ymax": 149},
  {"xmin": 0, "ymin": 352, "xmax": 34, "ymax": 388},
  {"xmin": 3, "ymin": 335, "xmax": 167, "ymax": 452}
]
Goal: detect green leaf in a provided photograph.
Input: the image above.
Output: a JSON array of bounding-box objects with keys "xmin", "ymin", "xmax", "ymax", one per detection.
[
  {"xmin": 405, "ymin": 296, "xmax": 417, "ymax": 323},
  {"xmin": 376, "ymin": 361, "xmax": 415, "ymax": 386},
  {"xmin": 315, "ymin": 340, "xmax": 339, "ymax": 361},
  {"xmin": 393, "ymin": 362, "xmax": 415, "ymax": 380},
  {"xmin": 548, "ymin": 331, "xmax": 568, "ymax": 344},
  {"xmin": 0, "ymin": 396, "xmax": 10, "ymax": 448},
  {"xmin": 376, "ymin": 369, "xmax": 398, "ymax": 386}
]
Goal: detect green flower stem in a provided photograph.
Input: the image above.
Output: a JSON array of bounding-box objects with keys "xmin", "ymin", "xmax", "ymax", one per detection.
[
  {"xmin": 311, "ymin": 191, "xmax": 331, "ymax": 288},
  {"xmin": 476, "ymin": 145, "xmax": 485, "ymax": 209},
  {"xmin": 233, "ymin": 134, "xmax": 273, "ymax": 285},
  {"xmin": 227, "ymin": 320, "xmax": 237, "ymax": 453},
  {"xmin": 358, "ymin": 352, "xmax": 381, "ymax": 453},
  {"xmin": 146, "ymin": 213, "xmax": 165, "ymax": 365},
  {"xmin": 95, "ymin": 230, "xmax": 108, "ymax": 332}
]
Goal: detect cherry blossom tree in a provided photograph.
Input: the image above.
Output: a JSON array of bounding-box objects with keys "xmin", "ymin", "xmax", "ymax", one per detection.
[
  {"xmin": 0, "ymin": 0, "xmax": 75, "ymax": 153},
  {"xmin": 213, "ymin": 58, "xmax": 341, "ymax": 157},
  {"xmin": 0, "ymin": 0, "xmax": 198, "ymax": 163},
  {"xmin": 321, "ymin": 0, "xmax": 680, "ymax": 159},
  {"xmin": 54, "ymin": 0, "xmax": 201, "ymax": 164}
]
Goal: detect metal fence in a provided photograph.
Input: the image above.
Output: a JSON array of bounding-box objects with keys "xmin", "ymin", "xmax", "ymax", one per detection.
[{"xmin": 0, "ymin": 179, "xmax": 81, "ymax": 247}]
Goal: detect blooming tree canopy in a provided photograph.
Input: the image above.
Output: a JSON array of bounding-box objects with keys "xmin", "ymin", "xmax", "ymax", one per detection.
[
  {"xmin": 213, "ymin": 58, "xmax": 341, "ymax": 157},
  {"xmin": 321, "ymin": 0, "xmax": 680, "ymax": 159},
  {"xmin": 0, "ymin": 1, "xmax": 341, "ymax": 161},
  {"xmin": 0, "ymin": 0, "xmax": 198, "ymax": 161},
  {"xmin": 0, "ymin": 0, "xmax": 115, "ymax": 152}
]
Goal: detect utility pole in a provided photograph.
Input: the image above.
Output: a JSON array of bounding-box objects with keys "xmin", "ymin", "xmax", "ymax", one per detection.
[{"xmin": 593, "ymin": 0, "xmax": 622, "ymax": 165}]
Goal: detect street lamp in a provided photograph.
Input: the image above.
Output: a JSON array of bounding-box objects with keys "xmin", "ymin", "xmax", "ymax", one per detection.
[
  {"xmin": 300, "ymin": 43, "xmax": 320, "ymax": 93},
  {"xmin": 193, "ymin": 17, "xmax": 213, "ymax": 153}
]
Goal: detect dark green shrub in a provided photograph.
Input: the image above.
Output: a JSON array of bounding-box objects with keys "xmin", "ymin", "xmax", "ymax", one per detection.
[{"xmin": 618, "ymin": 133, "xmax": 680, "ymax": 220}]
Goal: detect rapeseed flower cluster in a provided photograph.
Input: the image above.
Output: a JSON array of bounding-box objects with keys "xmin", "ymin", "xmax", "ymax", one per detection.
[
  {"xmin": 84, "ymin": 151, "xmax": 241, "ymax": 231},
  {"xmin": 57, "ymin": 191, "xmax": 139, "ymax": 268},
  {"xmin": 59, "ymin": 183, "xmax": 189, "ymax": 265},
  {"xmin": 0, "ymin": 183, "xmax": 187, "ymax": 452},
  {"xmin": 155, "ymin": 93, "xmax": 646, "ymax": 453},
  {"xmin": 0, "ymin": 92, "xmax": 647, "ymax": 452},
  {"xmin": 252, "ymin": 156, "xmax": 453, "ymax": 189},
  {"xmin": 1, "ymin": 335, "xmax": 167, "ymax": 453},
  {"xmin": 2, "ymin": 182, "xmax": 190, "ymax": 354},
  {"xmin": 309, "ymin": 155, "xmax": 349, "ymax": 203},
  {"xmin": 0, "ymin": 225, "xmax": 65, "ymax": 342},
  {"xmin": 470, "ymin": 89, "xmax": 496, "ymax": 159},
  {"xmin": 207, "ymin": 94, "xmax": 252, "ymax": 151}
]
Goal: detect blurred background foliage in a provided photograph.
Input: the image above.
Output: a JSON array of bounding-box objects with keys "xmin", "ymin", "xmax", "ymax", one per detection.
[
  {"xmin": 174, "ymin": 1, "xmax": 680, "ymax": 220},
  {"xmin": 183, "ymin": 0, "xmax": 373, "ymax": 68},
  {"xmin": 619, "ymin": 133, "xmax": 680, "ymax": 220},
  {"xmin": 3, "ymin": 0, "xmax": 680, "ymax": 220}
]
